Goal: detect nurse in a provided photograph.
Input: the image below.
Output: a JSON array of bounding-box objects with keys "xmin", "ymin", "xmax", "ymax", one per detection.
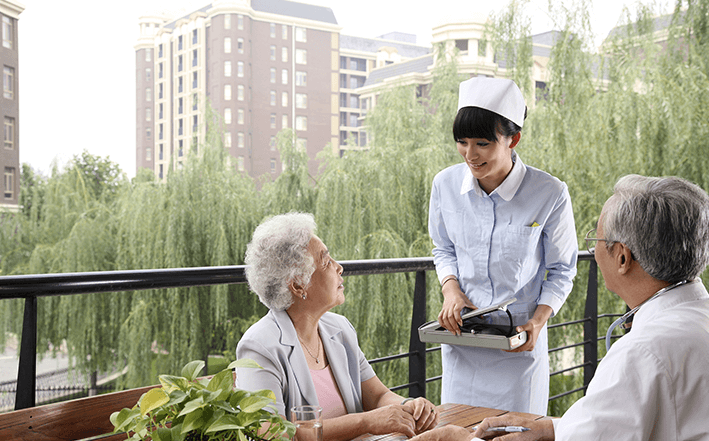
[{"xmin": 428, "ymin": 77, "xmax": 578, "ymax": 414}]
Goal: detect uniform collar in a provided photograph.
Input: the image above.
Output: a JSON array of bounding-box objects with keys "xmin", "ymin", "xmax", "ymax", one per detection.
[{"xmin": 460, "ymin": 151, "xmax": 526, "ymax": 201}]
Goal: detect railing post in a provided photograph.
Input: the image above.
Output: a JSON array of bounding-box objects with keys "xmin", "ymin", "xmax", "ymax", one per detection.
[
  {"xmin": 15, "ymin": 295, "xmax": 38, "ymax": 409},
  {"xmin": 408, "ymin": 270, "xmax": 427, "ymax": 398},
  {"xmin": 583, "ymin": 260, "xmax": 598, "ymax": 393}
]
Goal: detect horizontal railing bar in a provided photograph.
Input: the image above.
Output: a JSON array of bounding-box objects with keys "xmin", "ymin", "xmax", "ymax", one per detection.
[
  {"xmin": 368, "ymin": 352, "xmax": 414, "ymax": 364},
  {"xmin": 550, "ymin": 362, "xmax": 589, "ymax": 377},
  {"xmin": 548, "ymin": 340, "xmax": 588, "ymax": 353},
  {"xmin": 426, "ymin": 375, "xmax": 442, "ymax": 383},
  {"xmin": 549, "ymin": 386, "xmax": 586, "ymax": 401},
  {"xmin": 548, "ymin": 317, "xmax": 590, "ymax": 329}
]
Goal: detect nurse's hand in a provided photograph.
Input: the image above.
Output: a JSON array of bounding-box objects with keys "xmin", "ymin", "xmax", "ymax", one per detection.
[
  {"xmin": 507, "ymin": 305, "xmax": 553, "ymax": 352},
  {"xmin": 439, "ymin": 282, "xmax": 476, "ymax": 335}
]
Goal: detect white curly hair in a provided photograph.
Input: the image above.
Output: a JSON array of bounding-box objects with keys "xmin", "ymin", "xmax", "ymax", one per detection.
[{"xmin": 244, "ymin": 212, "xmax": 317, "ymax": 311}]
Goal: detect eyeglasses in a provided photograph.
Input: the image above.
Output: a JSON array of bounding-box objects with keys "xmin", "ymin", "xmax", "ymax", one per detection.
[{"xmin": 584, "ymin": 228, "xmax": 609, "ymax": 254}]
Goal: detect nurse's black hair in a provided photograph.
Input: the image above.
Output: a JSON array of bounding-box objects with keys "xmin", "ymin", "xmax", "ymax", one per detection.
[{"xmin": 453, "ymin": 106, "xmax": 527, "ymax": 142}]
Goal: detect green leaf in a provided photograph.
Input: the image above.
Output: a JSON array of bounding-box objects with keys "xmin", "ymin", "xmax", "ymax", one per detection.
[
  {"xmin": 177, "ymin": 397, "xmax": 205, "ymax": 417},
  {"xmin": 180, "ymin": 408, "xmax": 204, "ymax": 434},
  {"xmin": 239, "ymin": 395, "xmax": 273, "ymax": 413},
  {"xmin": 139, "ymin": 388, "xmax": 170, "ymax": 416},
  {"xmin": 181, "ymin": 360, "xmax": 205, "ymax": 381},
  {"xmin": 207, "ymin": 369, "xmax": 234, "ymax": 400},
  {"xmin": 227, "ymin": 358, "xmax": 263, "ymax": 370},
  {"xmin": 110, "ymin": 407, "xmax": 141, "ymax": 432},
  {"xmin": 229, "ymin": 390, "xmax": 250, "ymax": 409},
  {"xmin": 238, "ymin": 429, "xmax": 248, "ymax": 441},
  {"xmin": 205, "ymin": 414, "xmax": 244, "ymax": 433},
  {"xmin": 166, "ymin": 390, "xmax": 188, "ymax": 407},
  {"xmin": 159, "ymin": 375, "xmax": 190, "ymax": 392}
]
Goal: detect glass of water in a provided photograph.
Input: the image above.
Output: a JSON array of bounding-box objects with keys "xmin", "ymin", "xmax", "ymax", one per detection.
[{"xmin": 291, "ymin": 405, "xmax": 323, "ymax": 441}]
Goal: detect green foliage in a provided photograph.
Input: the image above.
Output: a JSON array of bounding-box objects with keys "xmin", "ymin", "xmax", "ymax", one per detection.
[{"xmin": 110, "ymin": 359, "xmax": 295, "ymax": 441}]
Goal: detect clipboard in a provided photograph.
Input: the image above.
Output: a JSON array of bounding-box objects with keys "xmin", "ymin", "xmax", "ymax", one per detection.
[{"xmin": 418, "ymin": 298, "xmax": 528, "ymax": 350}]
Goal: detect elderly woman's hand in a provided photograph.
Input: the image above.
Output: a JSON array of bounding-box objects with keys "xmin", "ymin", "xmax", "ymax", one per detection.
[
  {"xmin": 363, "ymin": 404, "xmax": 417, "ymax": 438},
  {"xmin": 402, "ymin": 397, "xmax": 439, "ymax": 433}
]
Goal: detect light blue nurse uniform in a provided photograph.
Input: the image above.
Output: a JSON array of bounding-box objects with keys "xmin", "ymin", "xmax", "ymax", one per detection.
[{"xmin": 428, "ymin": 152, "xmax": 577, "ymax": 414}]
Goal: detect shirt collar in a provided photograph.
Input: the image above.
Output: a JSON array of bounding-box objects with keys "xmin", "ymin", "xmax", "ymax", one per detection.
[{"xmin": 460, "ymin": 151, "xmax": 527, "ymax": 201}]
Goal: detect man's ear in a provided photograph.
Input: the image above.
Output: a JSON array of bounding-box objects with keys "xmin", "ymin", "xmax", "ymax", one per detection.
[{"xmin": 616, "ymin": 243, "xmax": 634, "ymax": 275}]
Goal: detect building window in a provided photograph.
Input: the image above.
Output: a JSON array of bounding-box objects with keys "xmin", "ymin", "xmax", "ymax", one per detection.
[
  {"xmin": 158, "ymin": 62, "xmax": 163, "ymax": 78},
  {"xmin": 4, "ymin": 167, "xmax": 14, "ymax": 199},
  {"xmin": 340, "ymin": 56, "xmax": 347, "ymax": 69},
  {"xmin": 281, "ymin": 91, "xmax": 288, "ymax": 107},
  {"xmin": 349, "ymin": 114, "xmax": 359, "ymax": 127},
  {"xmin": 270, "ymin": 23, "xmax": 276, "ymax": 38},
  {"xmin": 282, "ymin": 47, "xmax": 288, "ymax": 63},
  {"xmin": 237, "ymin": 61, "xmax": 244, "ymax": 77},
  {"xmin": 270, "ymin": 91, "xmax": 276, "ymax": 106},
  {"xmin": 296, "ymin": 71, "xmax": 307, "ymax": 86},
  {"xmin": 146, "ymin": 108, "xmax": 152, "ymax": 121},
  {"xmin": 3, "ymin": 17, "xmax": 12, "ymax": 49},
  {"xmin": 237, "ymin": 14, "xmax": 244, "ymax": 30},
  {"xmin": 178, "ymin": 76, "xmax": 184, "ymax": 93},
  {"xmin": 270, "ymin": 45, "xmax": 276, "ymax": 61},
  {"xmin": 193, "ymin": 115, "xmax": 198, "ymax": 132},
  {"xmin": 237, "ymin": 85, "xmax": 244, "ymax": 101},
  {"xmin": 340, "ymin": 112, "xmax": 347, "ymax": 127},
  {"xmin": 296, "ymin": 93, "xmax": 307, "ymax": 109},
  {"xmin": 350, "ymin": 95, "xmax": 359, "ymax": 109},
  {"xmin": 270, "ymin": 68, "xmax": 276, "ymax": 83},
  {"xmin": 193, "ymin": 93, "xmax": 198, "ymax": 111},
  {"xmin": 455, "ymin": 39, "xmax": 468, "ymax": 52},
  {"xmin": 159, "ymin": 144, "xmax": 164, "ymax": 160},
  {"xmin": 282, "ymin": 69, "xmax": 288, "ymax": 85},
  {"xmin": 3, "ymin": 66, "xmax": 14, "ymax": 99},
  {"xmin": 146, "ymin": 87, "xmax": 152, "ymax": 102},
  {"xmin": 192, "ymin": 71, "xmax": 198, "ymax": 89},
  {"xmin": 296, "ymin": 138, "xmax": 307, "ymax": 152},
  {"xmin": 224, "ymin": 108, "xmax": 232, "ymax": 124},
  {"xmin": 178, "ymin": 118, "xmax": 184, "ymax": 136},
  {"xmin": 224, "ymin": 132, "xmax": 232, "ymax": 148},
  {"xmin": 178, "ymin": 55, "xmax": 183, "ymax": 72},
  {"xmin": 296, "ymin": 116, "xmax": 307, "ymax": 131},
  {"xmin": 237, "ymin": 108, "xmax": 244, "ymax": 124},
  {"xmin": 159, "ymin": 164, "xmax": 163, "ymax": 180},
  {"xmin": 282, "ymin": 114, "xmax": 288, "ymax": 129},
  {"xmin": 147, "ymin": 127, "xmax": 152, "ymax": 140},
  {"xmin": 350, "ymin": 76, "xmax": 365, "ymax": 89},
  {"xmin": 238, "ymin": 38, "xmax": 244, "ymax": 54},
  {"xmin": 178, "ymin": 139, "xmax": 184, "ymax": 157},
  {"xmin": 224, "ymin": 37, "xmax": 231, "ymax": 53},
  {"xmin": 350, "ymin": 58, "xmax": 366, "ymax": 71},
  {"xmin": 178, "ymin": 97, "xmax": 184, "ymax": 114},
  {"xmin": 146, "ymin": 48, "xmax": 152, "ymax": 62},
  {"xmin": 295, "ymin": 27, "xmax": 307, "ymax": 42},
  {"xmin": 158, "ymin": 43, "xmax": 163, "ymax": 58},
  {"xmin": 146, "ymin": 146, "xmax": 152, "ymax": 160},
  {"xmin": 192, "ymin": 29, "xmax": 198, "ymax": 45},
  {"xmin": 192, "ymin": 49, "xmax": 198, "ymax": 67},
  {"xmin": 146, "ymin": 68, "xmax": 151, "ymax": 81},
  {"xmin": 224, "ymin": 85, "xmax": 232, "ymax": 100},
  {"xmin": 270, "ymin": 136, "xmax": 276, "ymax": 150},
  {"xmin": 270, "ymin": 159, "xmax": 276, "ymax": 173},
  {"xmin": 282, "ymin": 24, "xmax": 288, "ymax": 39},
  {"xmin": 340, "ymin": 74, "xmax": 347, "ymax": 88},
  {"xmin": 224, "ymin": 61, "xmax": 232, "ymax": 77},
  {"xmin": 237, "ymin": 155, "xmax": 245, "ymax": 171},
  {"xmin": 159, "ymin": 83, "xmax": 163, "ymax": 99},
  {"xmin": 4, "ymin": 117, "xmax": 14, "ymax": 149},
  {"xmin": 224, "ymin": 14, "xmax": 231, "ymax": 30},
  {"xmin": 238, "ymin": 132, "xmax": 244, "ymax": 148},
  {"xmin": 159, "ymin": 123, "xmax": 163, "ymax": 140},
  {"xmin": 340, "ymin": 93, "xmax": 347, "ymax": 107},
  {"xmin": 295, "ymin": 49, "xmax": 307, "ymax": 65},
  {"xmin": 178, "ymin": 35, "xmax": 183, "ymax": 51},
  {"xmin": 159, "ymin": 103, "xmax": 163, "ymax": 119},
  {"xmin": 270, "ymin": 113, "xmax": 276, "ymax": 129}
]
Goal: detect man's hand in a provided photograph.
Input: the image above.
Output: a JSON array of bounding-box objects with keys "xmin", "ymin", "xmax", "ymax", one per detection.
[{"xmin": 472, "ymin": 415, "xmax": 554, "ymax": 440}]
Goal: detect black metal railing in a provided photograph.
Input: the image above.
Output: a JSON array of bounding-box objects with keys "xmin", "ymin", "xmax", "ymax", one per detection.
[{"xmin": 0, "ymin": 253, "xmax": 598, "ymax": 411}]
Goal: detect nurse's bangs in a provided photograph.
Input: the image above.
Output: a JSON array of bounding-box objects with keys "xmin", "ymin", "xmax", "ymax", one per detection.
[{"xmin": 453, "ymin": 107, "xmax": 502, "ymax": 142}]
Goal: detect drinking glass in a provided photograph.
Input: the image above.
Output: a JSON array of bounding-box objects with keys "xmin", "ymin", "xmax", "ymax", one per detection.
[{"xmin": 290, "ymin": 405, "xmax": 322, "ymax": 441}]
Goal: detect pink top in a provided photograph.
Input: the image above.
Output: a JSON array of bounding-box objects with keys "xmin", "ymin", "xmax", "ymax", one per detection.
[{"xmin": 310, "ymin": 365, "xmax": 347, "ymax": 419}]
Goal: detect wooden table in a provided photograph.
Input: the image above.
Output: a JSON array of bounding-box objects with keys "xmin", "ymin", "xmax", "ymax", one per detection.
[{"xmin": 356, "ymin": 403, "xmax": 545, "ymax": 441}]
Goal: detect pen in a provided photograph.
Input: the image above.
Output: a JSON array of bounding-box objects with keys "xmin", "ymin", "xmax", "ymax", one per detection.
[{"xmin": 471, "ymin": 425, "xmax": 531, "ymax": 433}]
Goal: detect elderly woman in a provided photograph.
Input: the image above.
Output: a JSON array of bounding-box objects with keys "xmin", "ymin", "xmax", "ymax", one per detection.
[{"xmin": 236, "ymin": 212, "xmax": 438, "ymax": 441}]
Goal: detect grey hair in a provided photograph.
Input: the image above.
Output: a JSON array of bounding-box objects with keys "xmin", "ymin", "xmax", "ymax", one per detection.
[
  {"xmin": 602, "ymin": 174, "xmax": 709, "ymax": 283},
  {"xmin": 244, "ymin": 212, "xmax": 316, "ymax": 311}
]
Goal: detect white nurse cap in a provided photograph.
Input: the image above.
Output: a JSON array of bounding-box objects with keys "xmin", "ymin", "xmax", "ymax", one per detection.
[{"xmin": 457, "ymin": 77, "xmax": 526, "ymax": 128}]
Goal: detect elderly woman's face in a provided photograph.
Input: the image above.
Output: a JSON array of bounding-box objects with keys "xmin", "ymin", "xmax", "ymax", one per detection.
[{"xmin": 305, "ymin": 236, "xmax": 345, "ymax": 310}]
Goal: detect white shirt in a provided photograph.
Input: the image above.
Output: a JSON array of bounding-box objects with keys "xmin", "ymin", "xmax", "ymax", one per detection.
[{"xmin": 554, "ymin": 281, "xmax": 709, "ymax": 440}]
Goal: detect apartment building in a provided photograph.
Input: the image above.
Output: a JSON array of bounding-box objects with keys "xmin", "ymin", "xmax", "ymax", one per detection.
[
  {"xmin": 135, "ymin": 0, "xmax": 340, "ymax": 181},
  {"xmin": 1, "ymin": 0, "xmax": 23, "ymax": 210}
]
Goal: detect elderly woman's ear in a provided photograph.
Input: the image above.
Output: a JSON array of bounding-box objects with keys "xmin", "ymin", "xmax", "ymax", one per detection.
[{"xmin": 289, "ymin": 280, "xmax": 306, "ymax": 300}]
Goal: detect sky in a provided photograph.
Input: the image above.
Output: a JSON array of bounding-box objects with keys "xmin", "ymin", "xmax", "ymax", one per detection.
[{"xmin": 16, "ymin": 0, "xmax": 672, "ymax": 179}]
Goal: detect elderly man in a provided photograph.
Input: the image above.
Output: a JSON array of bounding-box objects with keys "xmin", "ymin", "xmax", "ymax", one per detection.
[{"xmin": 422, "ymin": 175, "xmax": 709, "ymax": 441}]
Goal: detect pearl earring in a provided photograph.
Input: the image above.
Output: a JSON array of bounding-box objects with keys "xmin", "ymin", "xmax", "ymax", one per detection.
[{"xmin": 302, "ymin": 294, "xmax": 306, "ymax": 300}]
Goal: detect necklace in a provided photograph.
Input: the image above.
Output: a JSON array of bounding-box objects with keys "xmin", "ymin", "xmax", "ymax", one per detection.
[
  {"xmin": 297, "ymin": 333, "xmax": 321, "ymax": 364},
  {"xmin": 605, "ymin": 279, "xmax": 693, "ymax": 351}
]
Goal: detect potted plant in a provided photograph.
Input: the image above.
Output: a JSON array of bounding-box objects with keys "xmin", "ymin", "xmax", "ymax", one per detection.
[{"xmin": 110, "ymin": 359, "xmax": 295, "ymax": 441}]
